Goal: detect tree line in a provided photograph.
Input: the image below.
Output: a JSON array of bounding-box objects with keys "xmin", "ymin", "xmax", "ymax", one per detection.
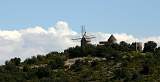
[{"xmin": 0, "ymin": 40, "xmax": 160, "ymax": 82}]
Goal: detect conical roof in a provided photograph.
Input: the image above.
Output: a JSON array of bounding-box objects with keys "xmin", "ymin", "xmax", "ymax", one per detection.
[{"xmin": 108, "ymin": 34, "xmax": 117, "ymax": 43}]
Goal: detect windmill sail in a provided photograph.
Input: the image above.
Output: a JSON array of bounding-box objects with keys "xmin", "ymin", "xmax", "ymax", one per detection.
[{"xmin": 72, "ymin": 26, "xmax": 95, "ymax": 47}]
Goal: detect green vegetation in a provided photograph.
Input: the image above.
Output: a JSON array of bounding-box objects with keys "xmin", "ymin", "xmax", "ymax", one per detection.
[{"xmin": 0, "ymin": 41, "xmax": 160, "ymax": 82}]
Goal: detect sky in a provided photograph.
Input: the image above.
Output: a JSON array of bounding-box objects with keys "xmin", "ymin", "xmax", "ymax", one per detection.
[
  {"xmin": 0, "ymin": 0, "xmax": 160, "ymax": 64},
  {"xmin": 0, "ymin": 0, "xmax": 160, "ymax": 37}
]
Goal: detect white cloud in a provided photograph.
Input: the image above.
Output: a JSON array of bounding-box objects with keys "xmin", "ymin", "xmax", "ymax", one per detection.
[
  {"xmin": 0, "ymin": 30, "xmax": 21, "ymax": 41},
  {"xmin": 0, "ymin": 21, "xmax": 77, "ymax": 64},
  {"xmin": 0, "ymin": 21, "xmax": 159, "ymax": 64}
]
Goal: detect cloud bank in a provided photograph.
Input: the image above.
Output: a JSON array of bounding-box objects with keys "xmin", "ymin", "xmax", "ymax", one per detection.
[{"xmin": 0, "ymin": 21, "xmax": 160, "ymax": 64}]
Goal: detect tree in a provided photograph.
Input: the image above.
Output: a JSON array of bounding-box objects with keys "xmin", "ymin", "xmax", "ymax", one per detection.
[
  {"xmin": 46, "ymin": 51, "xmax": 59, "ymax": 58},
  {"xmin": 64, "ymin": 46, "xmax": 82, "ymax": 58},
  {"xmin": 5, "ymin": 63, "xmax": 17, "ymax": 72},
  {"xmin": 110, "ymin": 43, "xmax": 120, "ymax": 50},
  {"xmin": 37, "ymin": 55, "xmax": 45, "ymax": 61},
  {"xmin": 155, "ymin": 47, "xmax": 160, "ymax": 56},
  {"xmin": 23, "ymin": 56, "xmax": 38, "ymax": 65},
  {"xmin": 130, "ymin": 42, "xmax": 142, "ymax": 52},
  {"xmin": 143, "ymin": 41, "xmax": 157, "ymax": 53},
  {"xmin": 36, "ymin": 67, "xmax": 50, "ymax": 78},
  {"xmin": 48, "ymin": 56, "xmax": 64, "ymax": 69},
  {"xmin": 5, "ymin": 57, "xmax": 21, "ymax": 66},
  {"xmin": 140, "ymin": 64, "xmax": 150, "ymax": 75},
  {"xmin": 23, "ymin": 65, "xmax": 30, "ymax": 72},
  {"xmin": 11, "ymin": 57, "xmax": 21, "ymax": 66},
  {"xmin": 119, "ymin": 41, "xmax": 130, "ymax": 52},
  {"xmin": 70, "ymin": 59, "xmax": 83, "ymax": 72}
]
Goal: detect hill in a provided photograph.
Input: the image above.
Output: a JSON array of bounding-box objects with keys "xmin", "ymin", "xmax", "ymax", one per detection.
[{"xmin": 0, "ymin": 41, "xmax": 160, "ymax": 82}]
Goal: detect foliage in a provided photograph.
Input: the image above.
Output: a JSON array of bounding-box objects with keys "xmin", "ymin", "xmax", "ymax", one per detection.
[
  {"xmin": 5, "ymin": 57, "xmax": 21, "ymax": 66},
  {"xmin": 1, "ymin": 41, "xmax": 160, "ymax": 82},
  {"xmin": 143, "ymin": 41, "xmax": 157, "ymax": 53}
]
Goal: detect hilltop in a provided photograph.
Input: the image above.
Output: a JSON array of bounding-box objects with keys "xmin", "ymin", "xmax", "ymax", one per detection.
[{"xmin": 0, "ymin": 40, "xmax": 160, "ymax": 82}]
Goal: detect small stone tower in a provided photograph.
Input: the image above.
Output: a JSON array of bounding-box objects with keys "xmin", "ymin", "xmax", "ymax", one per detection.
[
  {"xmin": 99, "ymin": 34, "xmax": 117, "ymax": 45},
  {"xmin": 108, "ymin": 34, "xmax": 117, "ymax": 44}
]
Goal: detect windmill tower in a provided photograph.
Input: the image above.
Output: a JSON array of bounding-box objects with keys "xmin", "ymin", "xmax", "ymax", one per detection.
[{"xmin": 72, "ymin": 26, "xmax": 95, "ymax": 50}]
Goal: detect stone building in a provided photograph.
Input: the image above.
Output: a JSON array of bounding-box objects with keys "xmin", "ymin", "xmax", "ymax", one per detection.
[{"xmin": 99, "ymin": 34, "xmax": 117, "ymax": 45}]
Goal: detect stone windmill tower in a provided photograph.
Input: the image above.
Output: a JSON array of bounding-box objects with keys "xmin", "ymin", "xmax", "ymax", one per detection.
[{"xmin": 72, "ymin": 26, "xmax": 95, "ymax": 50}]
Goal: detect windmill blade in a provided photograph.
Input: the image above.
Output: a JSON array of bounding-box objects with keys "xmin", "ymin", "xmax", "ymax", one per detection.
[
  {"xmin": 85, "ymin": 37, "xmax": 96, "ymax": 39},
  {"xmin": 85, "ymin": 36, "xmax": 95, "ymax": 38},
  {"xmin": 83, "ymin": 32, "xmax": 87, "ymax": 36},
  {"xmin": 90, "ymin": 36, "xmax": 96, "ymax": 38},
  {"xmin": 88, "ymin": 35, "xmax": 95, "ymax": 37},
  {"xmin": 81, "ymin": 26, "xmax": 83, "ymax": 37},
  {"xmin": 86, "ymin": 40, "xmax": 91, "ymax": 42},
  {"xmin": 81, "ymin": 25, "xmax": 85, "ymax": 37},
  {"xmin": 85, "ymin": 32, "xmax": 94, "ymax": 35},
  {"xmin": 85, "ymin": 34, "xmax": 95, "ymax": 37},
  {"xmin": 71, "ymin": 25, "xmax": 96, "ymax": 45},
  {"xmin": 83, "ymin": 25, "xmax": 86, "ymax": 34}
]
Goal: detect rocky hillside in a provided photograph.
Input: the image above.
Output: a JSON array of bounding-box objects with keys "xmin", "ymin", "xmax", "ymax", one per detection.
[{"xmin": 0, "ymin": 41, "xmax": 160, "ymax": 82}]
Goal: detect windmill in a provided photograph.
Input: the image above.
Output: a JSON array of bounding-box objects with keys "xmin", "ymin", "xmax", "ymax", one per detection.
[{"xmin": 72, "ymin": 26, "xmax": 95, "ymax": 49}]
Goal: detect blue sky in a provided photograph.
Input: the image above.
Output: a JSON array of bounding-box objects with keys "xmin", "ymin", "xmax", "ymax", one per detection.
[
  {"xmin": 1, "ymin": 0, "xmax": 160, "ymax": 64},
  {"xmin": 0, "ymin": 0, "xmax": 160, "ymax": 37}
]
